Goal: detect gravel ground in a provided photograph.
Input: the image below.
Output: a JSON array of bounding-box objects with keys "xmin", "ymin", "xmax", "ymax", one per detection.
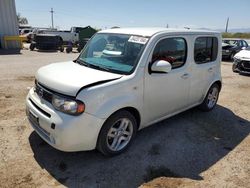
[{"xmin": 0, "ymin": 49, "xmax": 249, "ymax": 188}]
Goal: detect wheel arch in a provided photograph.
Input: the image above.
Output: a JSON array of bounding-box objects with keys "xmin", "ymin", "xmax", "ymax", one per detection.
[
  {"xmin": 103, "ymin": 107, "xmax": 141, "ymax": 130},
  {"xmin": 213, "ymin": 80, "xmax": 222, "ymax": 92},
  {"xmin": 95, "ymin": 106, "xmax": 141, "ymax": 150},
  {"xmin": 200, "ymin": 79, "xmax": 222, "ymax": 104}
]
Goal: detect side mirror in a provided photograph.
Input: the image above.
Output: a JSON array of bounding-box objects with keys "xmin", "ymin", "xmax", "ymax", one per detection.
[{"xmin": 150, "ymin": 60, "xmax": 172, "ymax": 74}]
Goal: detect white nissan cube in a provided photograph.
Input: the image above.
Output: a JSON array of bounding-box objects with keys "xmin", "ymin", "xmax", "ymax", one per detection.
[{"xmin": 26, "ymin": 28, "xmax": 222, "ymax": 156}]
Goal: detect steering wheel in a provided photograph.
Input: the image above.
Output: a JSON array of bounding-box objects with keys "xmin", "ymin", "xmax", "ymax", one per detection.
[{"xmin": 158, "ymin": 55, "xmax": 176, "ymax": 64}]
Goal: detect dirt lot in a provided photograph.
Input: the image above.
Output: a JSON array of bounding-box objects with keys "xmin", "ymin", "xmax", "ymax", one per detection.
[{"xmin": 0, "ymin": 49, "xmax": 250, "ymax": 188}]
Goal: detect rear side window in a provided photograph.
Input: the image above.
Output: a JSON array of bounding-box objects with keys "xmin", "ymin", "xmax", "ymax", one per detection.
[
  {"xmin": 243, "ymin": 41, "xmax": 248, "ymax": 47},
  {"xmin": 194, "ymin": 37, "xmax": 218, "ymax": 64},
  {"xmin": 152, "ymin": 38, "xmax": 187, "ymax": 69}
]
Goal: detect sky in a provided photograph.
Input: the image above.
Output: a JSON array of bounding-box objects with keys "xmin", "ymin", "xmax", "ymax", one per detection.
[{"xmin": 15, "ymin": 0, "xmax": 250, "ymax": 31}]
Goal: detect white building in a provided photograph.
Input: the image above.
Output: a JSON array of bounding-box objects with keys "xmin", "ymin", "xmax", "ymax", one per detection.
[{"xmin": 0, "ymin": 0, "xmax": 19, "ymax": 49}]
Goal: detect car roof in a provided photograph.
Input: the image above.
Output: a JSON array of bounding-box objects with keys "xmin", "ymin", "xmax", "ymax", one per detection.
[{"xmin": 98, "ymin": 27, "xmax": 220, "ymax": 37}]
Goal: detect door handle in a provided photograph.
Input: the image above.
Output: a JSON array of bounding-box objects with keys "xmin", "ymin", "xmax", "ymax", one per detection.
[
  {"xmin": 181, "ymin": 73, "xmax": 189, "ymax": 79},
  {"xmin": 208, "ymin": 67, "xmax": 213, "ymax": 72}
]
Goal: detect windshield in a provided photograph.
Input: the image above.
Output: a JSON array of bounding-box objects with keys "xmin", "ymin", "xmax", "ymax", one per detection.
[{"xmin": 77, "ymin": 33, "xmax": 148, "ymax": 75}]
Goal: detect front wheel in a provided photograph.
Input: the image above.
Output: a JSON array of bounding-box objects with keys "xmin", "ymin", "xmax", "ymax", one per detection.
[
  {"xmin": 59, "ymin": 46, "xmax": 64, "ymax": 52},
  {"xmin": 30, "ymin": 43, "xmax": 35, "ymax": 51},
  {"xmin": 232, "ymin": 64, "xmax": 239, "ymax": 73},
  {"xmin": 199, "ymin": 84, "xmax": 220, "ymax": 111},
  {"xmin": 230, "ymin": 52, "xmax": 235, "ymax": 61},
  {"xmin": 97, "ymin": 110, "xmax": 137, "ymax": 156}
]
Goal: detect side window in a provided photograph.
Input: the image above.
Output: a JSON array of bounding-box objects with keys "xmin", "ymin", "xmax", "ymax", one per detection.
[
  {"xmin": 152, "ymin": 38, "xmax": 187, "ymax": 69},
  {"xmin": 237, "ymin": 41, "xmax": 242, "ymax": 47},
  {"xmin": 194, "ymin": 37, "xmax": 218, "ymax": 64},
  {"xmin": 243, "ymin": 41, "xmax": 248, "ymax": 47}
]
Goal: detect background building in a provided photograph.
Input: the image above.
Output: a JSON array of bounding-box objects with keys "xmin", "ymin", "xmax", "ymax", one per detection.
[{"xmin": 0, "ymin": 0, "xmax": 19, "ymax": 49}]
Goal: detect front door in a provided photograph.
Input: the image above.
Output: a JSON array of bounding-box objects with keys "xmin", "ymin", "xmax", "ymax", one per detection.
[{"xmin": 143, "ymin": 37, "xmax": 191, "ymax": 125}]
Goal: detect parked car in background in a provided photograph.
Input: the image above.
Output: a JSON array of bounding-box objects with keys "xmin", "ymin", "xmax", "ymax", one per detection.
[
  {"xmin": 28, "ymin": 28, "xmax": 58, "ymax": 43},
  {"xmin": 42, "ymin": 26, "xmax": 86, "ymax": 44},
  {"xmin": 30, "ymin": 34, "xmax": 64, "ymax": 52},
  {"xmin": 20, "ymin": 28, "xmax": 33, "ymax": 35},
  {"xmin": 26, "ymin": 28, "xmax": 222, "ymax": 156},
  {"xmin": 19, "ymin": 28, "xmax": 34, "ymax": 42},
  {"xmin": 232, "ymin": 46, "xmax": 250, "ymax": 74},
  {"xmin": 222, "ymin": 38, "xmax": 248, "ymax": 60},
  {"xmin": 67, "ymin": 26, "xmax": 97, "ymax": 53}
]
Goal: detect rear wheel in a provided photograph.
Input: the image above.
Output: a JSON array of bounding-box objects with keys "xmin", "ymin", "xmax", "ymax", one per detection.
[
  {"xmin": 66, "ymin": 46, "xmax": 72, "ymax": 53},
  {"xmin": 97, "ymin": 110, "xmax": 137, "ymax": 156},
  {"xmin": 199, "ymin": 84, "xmax": 220, "ymax": 111},
  {"xmin": 77, "ymin": 46, "xmax": 82, "ymax": 53}
]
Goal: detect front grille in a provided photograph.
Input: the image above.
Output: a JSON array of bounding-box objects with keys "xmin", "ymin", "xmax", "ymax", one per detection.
[
  {"xmin": 29, "ymin": 99, "xmax": 51, "ymax": 118},
  {"xmin": 35, "ymin": 82, "xmax": 53, "ymax": 103},
  {"xmin": 242, "ymin": 61, "xmax": 250, "ymax": 69}
]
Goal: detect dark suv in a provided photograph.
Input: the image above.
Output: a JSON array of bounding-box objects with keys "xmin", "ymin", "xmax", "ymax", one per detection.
[{"xmin": 222, "ymin": 39, "xmax": 248, "ymax": 60}]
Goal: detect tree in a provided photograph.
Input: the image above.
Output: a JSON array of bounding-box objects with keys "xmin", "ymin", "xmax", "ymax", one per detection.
[{"xmin": 17, "ymin": 13, "xmax": 28, "ymax": 25}]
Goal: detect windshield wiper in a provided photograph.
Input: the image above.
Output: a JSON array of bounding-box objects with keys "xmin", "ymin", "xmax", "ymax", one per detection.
[
  {"xmin": 76, "ymin": 59, "xmax": 111, "ymax": 72},
  {"xmin": 76, "ymin": 59, "xmax": 89, "ymax": 67},
  {"xmin": 88, "ymin": 63, "xmax": 111, "ymax": 72}
]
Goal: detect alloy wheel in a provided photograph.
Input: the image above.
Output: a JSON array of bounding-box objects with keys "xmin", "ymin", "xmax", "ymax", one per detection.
[
  {"xmin": 106, "ymin": 118, "xmax": 133, "ymax": 151},
  {"xmin": 207, "ymin": 87, "xmax": 219, "ymax": 109}
]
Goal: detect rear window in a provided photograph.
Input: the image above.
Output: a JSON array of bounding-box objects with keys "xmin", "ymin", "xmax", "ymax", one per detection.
[{"xmin": 194, "ymin": 37, "xmax": 218, "ymax": 64}]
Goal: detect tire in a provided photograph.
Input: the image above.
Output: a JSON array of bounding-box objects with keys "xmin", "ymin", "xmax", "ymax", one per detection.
[
  {"xmin": 66, "ymin": 47, "xmax": 72, "ymax": 53},
  {"xmin": 30, "ymin": 43, "xmax": 35, "ymax": 51},
  {"xmin": 77, "ymin": 46, "xmax": 82, "ymax": 53},
  {"xmin": 232, "ymin": 64, "xmax": 239, "ymax": 73},
  {"xmin": 230, "ymin": 52, "xmax": 235, "ymax": 61},
  {"xmin": 59, "ymin": 46, "xmax": 64, "ymax": 52},
  {"xmin": 199, "ymin": 83, "xmax": 220, "ymax": 111},
  {"xmin": 97, "ymin": 110, "xmax": 137, "ymax": 156}
]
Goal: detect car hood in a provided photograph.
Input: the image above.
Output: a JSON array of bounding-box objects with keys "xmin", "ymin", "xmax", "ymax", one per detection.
[
  {"xmin": 235, "ymin": 50, "xmax": 250, "ymax": 60},
  {"xmin": 36, "ymin": 61, "xmax": 122, "ymax": 96}
]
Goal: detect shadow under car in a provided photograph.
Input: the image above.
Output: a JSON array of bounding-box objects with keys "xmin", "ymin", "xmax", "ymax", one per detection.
[{"xmin": 29, "ymin": 104, "xmax": 250, "ymax": 188}]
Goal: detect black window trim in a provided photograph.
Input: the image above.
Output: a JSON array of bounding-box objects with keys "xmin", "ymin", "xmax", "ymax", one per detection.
[{"xmin": 194, "ymin": 36, "xmax": 218, "ymax": 64}]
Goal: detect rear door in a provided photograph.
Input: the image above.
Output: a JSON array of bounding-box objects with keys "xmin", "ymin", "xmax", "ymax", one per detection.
[{"xmin": 189, "ymin": 36, "xmax": 219, "ymax": 104}]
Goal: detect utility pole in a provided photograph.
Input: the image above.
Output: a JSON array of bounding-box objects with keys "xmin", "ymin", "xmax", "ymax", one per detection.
[
  {"xmin": 50, "ymin": 8, "xmax": 54, "ymax": 29},
  {"xmin": 225, "ymin": 17, "xmax": 229, "ymax": 33}
]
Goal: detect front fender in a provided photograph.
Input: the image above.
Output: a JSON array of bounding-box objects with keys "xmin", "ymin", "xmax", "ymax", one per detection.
[
  {"xmin": 76, "ymin": 74, "xmax": 143, "ymax": 120},
  {"xmin": 94, "ymin": 94, "xmax": 141, "ymax": 119}
]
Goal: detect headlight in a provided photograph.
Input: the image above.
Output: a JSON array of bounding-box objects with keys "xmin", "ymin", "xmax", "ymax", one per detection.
[
  {"xmin": 233, "ymin": 57, "xmax": 241, "ymax": 63},
  {"xmin": 225, "ymin": 50, "xmax": 230, "ymax": 53},
  {"xmin": 52, "ymin": 94, "xmax": 85, "ymax": 115}
]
